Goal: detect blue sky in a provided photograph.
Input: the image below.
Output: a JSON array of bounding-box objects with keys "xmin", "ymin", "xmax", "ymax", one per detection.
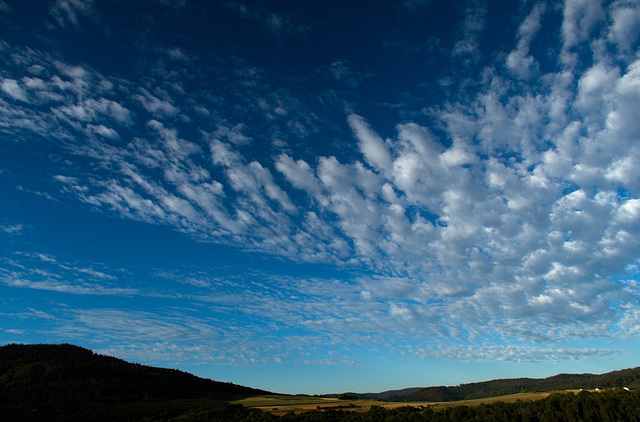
[{"xmin": 1, "ymin": 0, "xmax": 640, "ymax": 395}]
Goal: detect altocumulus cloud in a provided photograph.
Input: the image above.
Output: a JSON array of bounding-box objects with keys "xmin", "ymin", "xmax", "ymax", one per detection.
[{"xmin": 0, "ymin": 0, "xmax": 640, "ymax": 371}]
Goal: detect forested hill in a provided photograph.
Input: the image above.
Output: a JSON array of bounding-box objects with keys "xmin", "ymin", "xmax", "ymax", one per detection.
[
  {"xmin": 0, "ymin": 343, "xmax": 272, "ymax": 421},
  {"xmin": 372, "ymin": 367, "xmax": 640, "ymax": 402}
]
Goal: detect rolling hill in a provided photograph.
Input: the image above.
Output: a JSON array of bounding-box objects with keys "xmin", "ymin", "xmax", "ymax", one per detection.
[
  {"xmin": 356, "ymin": 367, "xmax": 640, "ymax": 402},
  {"xmin": 0, "ymin": 343, "xmax": 272, "ymax": 421}
]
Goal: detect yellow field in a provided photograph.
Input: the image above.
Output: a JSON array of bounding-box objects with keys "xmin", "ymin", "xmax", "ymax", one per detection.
[
  {"xmin": 231, "ymin": 395, "xmax": 384, "ymax": 415},
  {"xmin": 232, "ymin": 391, "xmax": 563, "ymax": 415}
]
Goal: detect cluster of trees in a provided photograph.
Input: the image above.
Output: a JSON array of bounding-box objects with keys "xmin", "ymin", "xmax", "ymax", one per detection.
[{"xmin": 337, "ymin": 394, "xmax": 358, "ymax": 400}]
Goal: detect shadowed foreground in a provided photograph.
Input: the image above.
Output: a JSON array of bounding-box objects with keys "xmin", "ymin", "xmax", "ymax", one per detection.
[{"xmin": 2, "ymin": 343, "xmax": 639, "ymax": 421}]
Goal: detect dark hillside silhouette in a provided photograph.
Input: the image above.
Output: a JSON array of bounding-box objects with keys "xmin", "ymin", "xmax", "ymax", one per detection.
[{"xmin": 0, "ymin": 343, "xmax": 272, "ymax": 421}]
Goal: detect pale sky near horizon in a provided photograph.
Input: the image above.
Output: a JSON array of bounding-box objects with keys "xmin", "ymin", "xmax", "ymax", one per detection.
[{"xmin": 1, "ymin": 0, "xmax": 640, "ymax": 394}]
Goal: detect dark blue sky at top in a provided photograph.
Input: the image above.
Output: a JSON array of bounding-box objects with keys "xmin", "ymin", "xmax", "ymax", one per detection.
[{"xmin": 2, "ymin": 0, "xmax": 525, "ymax": 123}]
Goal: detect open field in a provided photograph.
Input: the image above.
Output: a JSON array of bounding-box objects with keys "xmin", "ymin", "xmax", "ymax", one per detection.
[
  {"xmin": 232, "ymin": 391, "xmax": 571, "ymax": 415},
  {"xmin": 231, "ymin": 395, "xmax": 383, "ymax": 416}
]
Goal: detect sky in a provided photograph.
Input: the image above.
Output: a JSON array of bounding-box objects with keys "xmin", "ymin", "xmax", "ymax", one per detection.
[{"xmin": 1, "ymin": 0, "xmax": 640, "ymax": 395}]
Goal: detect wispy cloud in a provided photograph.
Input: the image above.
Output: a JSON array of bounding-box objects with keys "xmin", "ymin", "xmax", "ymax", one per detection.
[
  {"xmin": 409, "ymin": 343, "xmax": 620, "ymax": 363},
  {"xmin": 506, "ymin": 3, "xmax": 546, "ymax": 79},
  {"xmin": 52, "ymin": 307, "xmax": 346, "ymax": 366},
  {"xmin": 48, "ymin": 0, "xmax": 99, "ymax": 29},
  {"xmin": 223, "ymin": 1, "xmax": 310, "ymax": 36},
  {"xmin": 0, "ymin": 224, "xmax": 25, "ymax": 235},
  {"xmin": 452, "ymin": 0, "xmax": 487, "ymax": 65},
  {"xmin": 0, "ymin": 252, "xmax": 136, "ymax": 296},
  {"xmin": 0, "ymin": 1, "xmax": 12, "ymax": 16}
]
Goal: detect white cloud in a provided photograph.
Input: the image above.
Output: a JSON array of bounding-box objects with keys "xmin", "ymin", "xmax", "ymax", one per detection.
[
  {"xmin": 323, "ymin": 60, "xmax": 367, "ymax": 88},
  {"xmin": 147, "ymin": 119, "xmax": 201, "ymax": 159},
  {"xmin": 607, "ymin": 0, "xmax": 640, "ymax": 51},
  {"xmin": 49, "ymin": 305, "xmax": 342, "ymax": 366},
  {"xmin": 576, "ymin": 61, "xmax": 620, "ymax": 119},
  {"xmin": 213, "ymin": 123, "xmax": 252, "ymax": 145},
  {"xmin": 0, "ymin": 1, "xmax": 12, "ymax": 15},
  {"xmin": 0, "ymin": 262, "xmax": 135, "ymax": 296},
  {"xmin": 452, "ymin": 0, "xmax": 487, "ymax": 65},
  {"xmin": 410, "ymin": 343, "xmax": 618, "ymax": 362},
  {"xmin": 506, "ymin": 48, "xmax": 537, "ymax": 80},
  {"xmin": 506, "ymin": 3, "xmax": 545, "ymax": 79},
  {"xmin": 275, "ymin": 154, "xmax": 322, "ymax": 194},
  {"xmin": 0, "ymin": 224, "xmax": 25, "ymax": 234},
  {"xmin": 134, "ymin": 88, "xmax": 179, "ymax": 117},
  {"xmin": 89, "ymin": 124, "xmax": 118, "ymax": 139},
  {"xmin": 561, "ymin": 0, "xmax": 606, "ymax": 50},
  {"xmin": 605, "ymin": 153, "xmax": 640, "ymax": 192},
  {"xmin": 224, "ymin": 1, "xmax": 308, "ymax": 36},
  {"xmin": 49, "ymin": 0, "xmax": 98, "ymax": 28},
  {"xmin": 1, "ymin": 79, "xmax": 27, "ymax": 101},
  {"xmin": 605, "ymin": 58, "xmax": 640, "ymax": 143},
  {"xmin": 347, "ymin": 114, "xmax": 393, "ymax": 175},
  {"xmin": 619, "ymin": 308, "xmax": 640, "ymax": 335}
]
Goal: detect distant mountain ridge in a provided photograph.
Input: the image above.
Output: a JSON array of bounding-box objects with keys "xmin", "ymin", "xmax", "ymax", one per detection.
[{"xmin": 355, "ymin": 367, "xmax": 640, "ymax": 402}]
